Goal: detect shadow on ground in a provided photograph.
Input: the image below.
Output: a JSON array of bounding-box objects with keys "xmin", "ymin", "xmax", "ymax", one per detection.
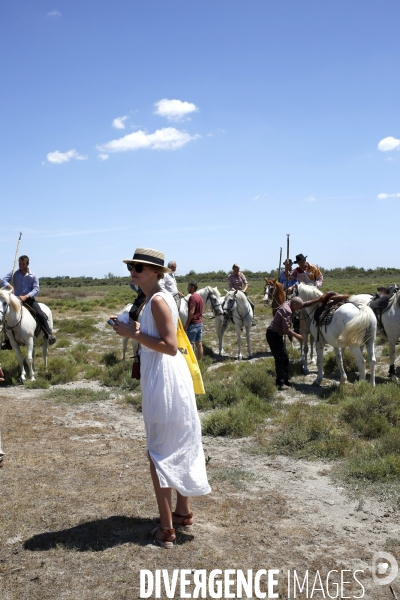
[{"xmin": 23, "ymin": 516, "xmax": 193, "ymax": 552}]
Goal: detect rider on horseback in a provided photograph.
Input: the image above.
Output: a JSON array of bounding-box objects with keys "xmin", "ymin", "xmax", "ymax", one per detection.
[
  {"xmin": 290, "ymin": 253, "xmax": 324, "ymax": 288},
  {"xmin": 228, "ymin": 264, "xmax": 256, "ymax": 326},
  {"xmin": 1, "ymin": 255, "xmax": 56, "ymax": 348},
  {"xmin": 279, "ymin": 259, "xmax": 298, "ymax": 294}
]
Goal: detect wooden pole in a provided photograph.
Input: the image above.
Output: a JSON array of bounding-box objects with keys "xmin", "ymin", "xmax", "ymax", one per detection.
[
  {"xmin": 285, "ymin": 233, "xmax": 290, "ymax": 299},
  {"xmin": 11, "ymin": 232, "xmax": 22, "ymax": 286}
]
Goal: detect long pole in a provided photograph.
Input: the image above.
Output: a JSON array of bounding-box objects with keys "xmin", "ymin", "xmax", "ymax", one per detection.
[
  {"xmin": 11, "ymin": 232, "xmax": 22, "ymax": 286},
  {"xmin": 285, "ymin": 233, "xmax": 290, "ymax": 299},
  {"xmin": 277, "ymin": 247, "xmax": 282, "ymax": 277}
]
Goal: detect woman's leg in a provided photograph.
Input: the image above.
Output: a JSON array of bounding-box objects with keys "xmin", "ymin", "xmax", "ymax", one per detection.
[
  {"xmin": 149, "ymin": 456, "xmax": 175, "ymax": 539},
  {"xmin": 175, "ymin": 492, "xmax": 191, "ymax": 517}
]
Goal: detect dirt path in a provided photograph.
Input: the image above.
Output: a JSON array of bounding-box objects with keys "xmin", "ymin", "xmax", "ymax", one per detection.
[{"xmin": 0, "ymin": 379, "xmax": 398, "ymax": 600}]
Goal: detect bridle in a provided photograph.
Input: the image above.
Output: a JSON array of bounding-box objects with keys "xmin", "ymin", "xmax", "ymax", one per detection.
[
  {"xmin": 204, "ymin": 287, "xmax": 223, "ymax": 318},
  {"xmin": 222, "ymin": 290, "xmax": 251, "ymax": 326}
]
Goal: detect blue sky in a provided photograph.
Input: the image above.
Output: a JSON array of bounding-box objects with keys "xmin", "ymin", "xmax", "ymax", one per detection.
[{"xmin": 1, "ymin": 1, "xmax": 399, "ymax": 278}]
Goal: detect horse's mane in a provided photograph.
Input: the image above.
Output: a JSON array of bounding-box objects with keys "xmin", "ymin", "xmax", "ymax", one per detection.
[
  {"xmin": 0, "ymin": 290, "xmax": 21, "ymax": 313},
  {"xmin": 298, "ymin": 283, "xmax": 322, "ymax": 301}
]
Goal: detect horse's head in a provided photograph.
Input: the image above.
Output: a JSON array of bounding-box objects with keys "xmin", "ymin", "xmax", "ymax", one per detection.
[
  {"xmin": 221, "ymin": 290, "xmax": 236, "ymax": 326},
  {"xmin": 205, "ymin": 287, "xmax": 223, "ymax": 317},
  {"xmin": 0, "ymin": 290, "xmax": 12, "ymax": 322},
  {"xmin": 263, "ymin": 279, "xmax": 276, "ymax": 306}
]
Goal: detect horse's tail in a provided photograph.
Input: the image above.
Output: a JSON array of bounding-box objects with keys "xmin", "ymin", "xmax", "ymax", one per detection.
[{"xmin": 338, "ymin": 305, "xmax": 376, "ymax": 346}]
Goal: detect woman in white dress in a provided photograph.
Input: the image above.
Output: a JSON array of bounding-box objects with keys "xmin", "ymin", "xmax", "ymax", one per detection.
[{"xmin": 112, "ymin": 248, "xmax": 210, "ymax": 549}]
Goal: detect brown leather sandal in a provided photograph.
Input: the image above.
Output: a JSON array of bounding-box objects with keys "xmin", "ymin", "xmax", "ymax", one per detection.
[
  {"xmin": 152, "ymin": 511, "xmax": 193, "ymax": 532},
  {"xmin": 151, "ymin": 526, "xmax": 175, "ymax": 549}
]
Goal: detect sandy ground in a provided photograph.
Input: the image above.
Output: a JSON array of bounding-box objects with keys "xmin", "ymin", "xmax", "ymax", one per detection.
[{"xmin": 0, "ymin": 368, "xmax": 399, "ymax": 600}]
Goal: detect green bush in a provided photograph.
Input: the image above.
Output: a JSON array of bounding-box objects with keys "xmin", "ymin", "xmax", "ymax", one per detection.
[
  {"xmin": 84, "ymin": 364, "xmax": 104, "ymax": 379},
  {"xmin": 56, "ymin": 338, "xmax": 71, "ymax": 348},
  {"xmin": 100, "ymin": 351, "xmax": 119, "ymax": 367},
  {"xmin": 25, "ymin": 378, "xmax": 50, "ymax": 389},
  {"xmin": 46, "ymin": 388, "xmax": 110, "ymax": 404},
  {"xmin": 265, "ymin": 403, "xmax": 355, "ymax": 459},
  {"xmin": 337, "ymin": 382, "xmax": 400, "ymax": 439},
  {"xmin": 202, "ymin": 394, "xmax": 272, "ymax": 437},
  {"xmin": 38, "ymin": 356, "xmax": 78, "ymax": 385},
  {"xmin": 323, "ymin": 349, "xmax": 359, "ymax": 375},
  {"xmin": 54, "ymin": 317, "xmax": 97, "ymax": 336},
  {"xmin": 99, "ymin": 359, "xmax": 140, "ymax": 390},
  {"xmin": 240, "ymin": 361, "xmax": 276, "ymax": 399},
  {"xmin": 69, "ymin": 342, "xmax": 90, "ymax": 364}
]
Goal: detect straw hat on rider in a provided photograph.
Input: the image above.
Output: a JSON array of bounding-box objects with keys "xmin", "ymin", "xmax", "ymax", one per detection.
[{"xmin": 123, "ymin": 248, "xmax": 171, "ymax": 273}]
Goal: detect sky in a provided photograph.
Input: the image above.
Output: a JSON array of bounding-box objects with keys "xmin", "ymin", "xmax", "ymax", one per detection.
[{"xmin": 1, "ymin": 1, "xmax": 399, "ymax": 278}]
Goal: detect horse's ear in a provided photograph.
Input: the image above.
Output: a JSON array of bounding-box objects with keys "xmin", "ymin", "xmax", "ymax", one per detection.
[{"xmin": 224, "ymin": 289, "xmax": 229, "ymax": 293}]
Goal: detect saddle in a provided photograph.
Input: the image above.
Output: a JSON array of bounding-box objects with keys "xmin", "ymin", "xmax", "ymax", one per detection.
[
  {"xmin": 22, "ymin": 302, "xmax": 48, "ymax": 338},
  {"xmin": 368, "ymin": 283, "xmax": 399, "ymax": 332},
  {"xmin": 314, "ymin": 292, "xmax": 349, "ymax": 331}
]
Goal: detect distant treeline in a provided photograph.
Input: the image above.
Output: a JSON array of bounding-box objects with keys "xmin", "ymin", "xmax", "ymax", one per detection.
[{"xmin": 40, "ymin": 266, "xmax": 400, "ymax": 288}]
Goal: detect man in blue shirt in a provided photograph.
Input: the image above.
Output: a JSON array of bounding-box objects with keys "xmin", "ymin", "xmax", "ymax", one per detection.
[
  {"xmin": 2, "ymin": 255, "xmax": 56, "ymax": 346},
  {"xmin": 278, "ymin": 259, "xmax": 298, "ymax": 293}
]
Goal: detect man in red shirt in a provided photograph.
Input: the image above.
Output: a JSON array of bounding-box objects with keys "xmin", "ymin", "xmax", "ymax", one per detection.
[{"xmin": 185, "ymin": 281, "xmax": 204, "ymax": 360}]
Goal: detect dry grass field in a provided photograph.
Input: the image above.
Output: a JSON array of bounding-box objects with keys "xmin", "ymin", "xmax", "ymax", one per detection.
[{"xmin": 0, "ymin": 278, "xmax": 399, "ymax": 599}]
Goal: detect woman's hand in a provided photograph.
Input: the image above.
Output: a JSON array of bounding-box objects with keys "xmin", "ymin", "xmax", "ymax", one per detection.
[{"xmin": 112, "ymin": 318, "xmax": 140, "ymax": 339}]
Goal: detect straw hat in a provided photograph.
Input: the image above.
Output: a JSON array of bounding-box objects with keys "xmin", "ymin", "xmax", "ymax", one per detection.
[{"xmin": 123, "ymin": 248, "xmax": 171, "ymax": 272}]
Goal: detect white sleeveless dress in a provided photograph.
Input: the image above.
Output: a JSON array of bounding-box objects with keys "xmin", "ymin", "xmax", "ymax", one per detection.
[{"xmin": 140, "ymin": 291, "xmax": 211, "ymax": 497}]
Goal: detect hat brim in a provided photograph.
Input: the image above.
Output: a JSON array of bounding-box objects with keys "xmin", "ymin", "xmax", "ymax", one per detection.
[
  {"xmin": 123, "ymin": 259, "xmax": 171, "ymax": 273},
  {"xmin": 294, "ymin": 256, "xmax": 307, "ymax": 264}
]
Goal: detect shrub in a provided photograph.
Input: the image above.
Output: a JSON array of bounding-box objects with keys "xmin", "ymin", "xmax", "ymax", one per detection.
[
  {"xmin": 46, "ymin": 388, "xmax": 110, "ymax": 404},
  {"xmin": 240, "ymin": 361, "xmax": 276, "ymax": 399},
  {"xmin": 202, "ymin": 394, "xmax": 272, "ymax": 437},
  {"xmin": 100, "ymin": 351, "xmax": 119, "ymax": 367},
  {"xmin": 323, "ymin": 349, "xmax": 359, "ymax": 375},
  {"xmin": 56, "ymin": 338, "xmax": 71, "ymax": 348},
  {"xmin": 84, "ymin": 365, "xmax": 104, "ymax": 380},
  {"xmin": 25, "ymin": 378, "xmax": 50, "ymax": 389},
  {"xmin": 38, "ymin": 356, "xmax": 78, "ymax": 384},
  {"xmin": 264, "ymin": 403, "xmax": 356, "ymax": 459},
  {"xmin": 338, "ymin": 382, "xmax": 400, "ymax": 439},
  {"xmin": 54, "ymin": 317, "xmax": 97, "ymax": 336},
  {"xmin": 69, "ymin": 342, "xmax": 90, "ymax": 364},
  {"xmin": 99, "ymin": 360, "xmax": 140, "ymax": 390}
]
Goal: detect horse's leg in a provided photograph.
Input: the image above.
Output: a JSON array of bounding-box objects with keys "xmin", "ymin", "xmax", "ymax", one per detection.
[
  {"xmin": 215, "ymin": 319, "xmax": 224, "ymax": 355},
  {"xmin": 387, "ymin": 333, "xmax": 398, "ymax": 383},
  {"xmin": 365, "ymin": 338, "xmax": 376, "ymax": 386},
  {"xmin": 299, "ymin": 316, "xmax": 310, "ymax": 374},
  {"xmin": 10, "ymin": 341, "xmax": 26, "ymax": 382},
  {"xmin": 313, "ymin": 341, "xmax": 324, "ymax": 386},
  {"xmin": 42, "ymin": 337, "xmax": 49, "ymax": 369},
  {"xmin": 309, "ymin": 333, "xmax": 316, "ymax": 365},
  {"xmin": 246, "ymin": 323, "xmax": 252, "ymax": 358},
  {"xmin": 236, "ymin": 323, "xmax": 242, "ymax": 360},
  {"xmin": 122, "ymin": 337, "xmax": 128, "ymax": 360},
  {"xmin": 334, "ymin": 347, "xmax": 348, "ymax": 385},
  {"xmin": 26, "ymin": 337, "xmax": 35, "ymax": 381},
  {"xmin": 348, "ymin": 346, "xmax": 366, "ymax": 382}
]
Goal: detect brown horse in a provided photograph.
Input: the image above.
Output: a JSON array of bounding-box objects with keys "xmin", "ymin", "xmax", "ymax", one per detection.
[{"xmin": 263, "ymin": 278, "xmax": 286, "ymax": 315}]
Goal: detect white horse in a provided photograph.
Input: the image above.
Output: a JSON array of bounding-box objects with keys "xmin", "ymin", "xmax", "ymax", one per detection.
[
  {"xmin": 0, "ymin": 290, "xmax": 53, "ymax": 382},
  {"xmin": 120, "ymin": 286, "xmax": 224, "ymax": 359},
  {"xmin": 297, "ymin": 283, "xmax": 377, "ymax": 386},
  {"xmin": 219, "ymin": 290, "xmax": 253, "ymax": 359},
  {"xmin": 349, "ymin": 291, "xmax": 400, "ymax": 382}
]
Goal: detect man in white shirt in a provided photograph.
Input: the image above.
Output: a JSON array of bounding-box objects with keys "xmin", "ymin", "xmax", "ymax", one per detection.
[{"xmin": 159, "ymin": 261, "xmax": 184, "ymax": 307}]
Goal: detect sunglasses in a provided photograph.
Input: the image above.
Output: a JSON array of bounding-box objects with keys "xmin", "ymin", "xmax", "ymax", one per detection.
[{"xmin": 127, "ymin": 263, "xmax": 145, "ymax": 273}]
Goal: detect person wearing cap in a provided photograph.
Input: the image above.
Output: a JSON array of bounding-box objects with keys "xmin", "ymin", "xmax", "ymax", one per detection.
[
  {"xmin": 290, "ymin": 253, "xmax": 324, "ymax": 288},
  {"xmin": 228, "ymin": 263, "xmax": 256, "ymax": 324},
  {"xmin": 111, "ymin": 248, "xmax": 211, "ymax": 549},
  {"xmin": 267, "ymin": 294, "xmax": 326, "ymax": 390},
  {"xmin": 278, "ymin": 259, "xmax": 298, "ymax": 293}
]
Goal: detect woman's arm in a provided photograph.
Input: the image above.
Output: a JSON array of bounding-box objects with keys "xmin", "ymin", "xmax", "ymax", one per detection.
[{"xmin": 112, "ymin": 295, "xmax": 178, "ymax": 356}]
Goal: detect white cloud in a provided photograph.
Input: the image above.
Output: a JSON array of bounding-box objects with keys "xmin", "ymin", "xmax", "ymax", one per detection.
[
  {"xmin": 154, "ymin": 99, "xmax": 198, "ymax": 122},
  {"xmin": 46, "ymin": 10, "xmax": 62, "ymax": 17},
  {"xmin": 98, "ymin": 154, "xmax": 109, "ymax": 161},
  {"xmin": 46, "ymin": 149, "xmax": 88, "ymax": 164},
  {"xmin": 252, "ymin": 194, "xmax": 260, "ymax": 200},
  {"xmin": 377, "ymin": 136, "xmax": 400, "ymax": 152},
  {"xmin": 305, "ymin": 195, "xmax": 317, "ymax": 202},
  {"xmin": 97, "ymin": 127, "xmax": 200, "ymax": 153},
  {"xmin": 377, "ymin": 192, "xmax": 400, "ymax": 200},
  {"xmin": 112, "ymin": 116, "xmax": 129, "ymax": 129}
]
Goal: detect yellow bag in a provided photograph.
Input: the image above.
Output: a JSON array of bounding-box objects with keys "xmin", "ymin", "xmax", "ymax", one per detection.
[{"xmin": 176, "ymin": 318, "xmax": 206, "ymax": 395}]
